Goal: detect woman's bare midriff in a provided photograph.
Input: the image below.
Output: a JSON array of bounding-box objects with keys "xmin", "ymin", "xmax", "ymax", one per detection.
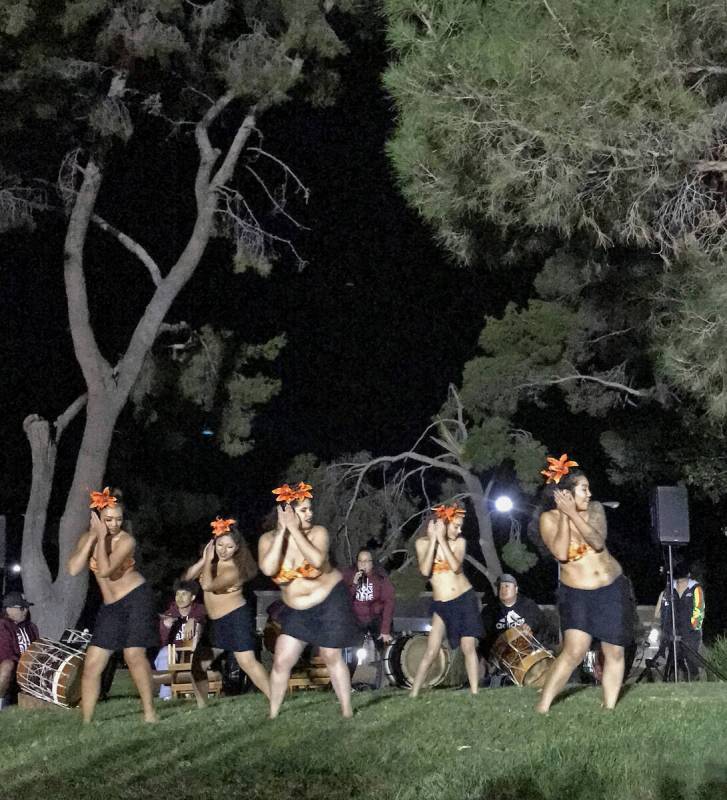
[
  {"xmin": 430, "ymin": 571, "xmax": 472, "ymax": 602},
  {"xmin": 559, "ymin": 549, "xmax": 622, "ymax": 590},
  {"xmin": 279, "ymin": 568, "xmax": 343, "ymax": 610},
  {"xmin": 96, "ymin": 569, "xmax": 145, "ymax": 605},
  {"xmin": 204, "ymin": 588, "xmax": 245, "ymax": 620}
]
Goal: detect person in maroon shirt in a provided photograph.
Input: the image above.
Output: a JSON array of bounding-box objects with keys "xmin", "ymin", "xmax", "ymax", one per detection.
[
  {"xmin": 0, "ymin": 592, "xmax": 40, "ymax": 708},
  {"xmin": 154, "ymin": 580, "xmax": 207, "ymax": 699},
  {"xmin": 342, "ymin": 549, "xmax": 396, "ymax": 688}
]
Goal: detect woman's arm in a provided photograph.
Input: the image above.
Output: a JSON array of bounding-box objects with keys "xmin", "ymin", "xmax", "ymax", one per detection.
[
  {"xmin": 258, "ymin": 507, "xmax": 288, "ymax": 576},
  {"xmin": 287, "ymin": 523, "xmax": 328, "ymax": 569},
  {"xmin": 200, "ymin": 558, "xmax": 243, "ymax": 594},
  {"xmin": 93, "ymin": 526, "xmax": 136, "ymax": 580},
  {"xmin": 184, "ymin": 553, "xmax": 206, "ymax": 582},
  {"xmin": 435, "ymin": 529, "xmax": 465, "ymax": 574},
  {"xmin": 539, "ymin": 509, "xmax": 571, "ymax": 563},
  {"xmin": 560, "ymin": 497, "xmax": 606, "ymax": 551},
  {"xmin": 415, "ymin": 523, "xmax": 438, "ymax": 577},
  {"xmin": 66, "ymin": 526, "xmax": 97, "ymax": 576},
  {"xmin": 259, "ymin": 530, "xmax": 286, "ymax": 576}
]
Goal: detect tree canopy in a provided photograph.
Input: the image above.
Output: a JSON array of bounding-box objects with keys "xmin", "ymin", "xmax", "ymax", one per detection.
[{"xmin": 383, "ymin": 0, "xmax": 727, "ymax": 500}]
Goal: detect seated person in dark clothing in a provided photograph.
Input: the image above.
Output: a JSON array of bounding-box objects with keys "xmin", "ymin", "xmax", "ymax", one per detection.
[
  {"xmin": 154, "ymin": 579, "xmax": 207, "ymax": 699},
  {"xmin": 341, "ymin": 549, "xmax": 396, "ymax": 687},
  {"xmin": 0, "ymin": 592, "xmax": 40, "ymax": 709},
  {"xmin": 481, "ymin": 574, "xmax": 545, "ymax": 660}
]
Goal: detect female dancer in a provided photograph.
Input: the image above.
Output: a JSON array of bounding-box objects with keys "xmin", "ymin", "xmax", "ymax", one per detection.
[
  {"xmin": 67, "ymin": 488, "xmax": 158, "ymax": 723},
  {"xmin": 409, "ymin": 503, "xmax": 483, "ymax": 697},
  {"xmin": 535, "ymin": 454, "xmax": 632, "ymax": 713},
  {"xmin": 258, "ymin": 482, "xmax": 358, "ymax": 719},
  {"xmin": 184, "ymin": 517, "xmax": 270, "ymax": 707}
]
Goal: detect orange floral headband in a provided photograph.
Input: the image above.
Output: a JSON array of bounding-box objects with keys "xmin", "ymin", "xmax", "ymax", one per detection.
[
  {"xmin": 432, "ymin": 504, "xmax": 466, "ymax": 523},
  {"xmin": 89, "ymin": 487, "xmax": 118, "ymax": 510},
  {"xmin": 541, "ymin": 454, "xmax": 579, "ymax": 484},
  {"xmin": 272, "ymin": 482, "xmax": 313, "ymax": 504},
  {"xmin": 210, "ymin": 517, "xmax": 236, "ymax": 537}
]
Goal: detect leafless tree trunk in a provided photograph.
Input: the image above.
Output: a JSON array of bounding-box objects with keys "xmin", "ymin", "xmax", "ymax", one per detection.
[{"xmin": 19, "ymin": 87, "xmax": 284, "ymax": 636}]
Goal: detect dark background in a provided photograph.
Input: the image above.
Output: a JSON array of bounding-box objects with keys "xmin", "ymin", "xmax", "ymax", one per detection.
[{"xmin": 2, "ymin": 28, "xmax": 722, "ymax": 630}]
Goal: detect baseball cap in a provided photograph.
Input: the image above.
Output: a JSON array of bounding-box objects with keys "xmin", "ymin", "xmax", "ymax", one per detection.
[
  {"xmin": 2, "ymin": 591, "xmax": 34, "ymax": 609},
  {"xmin": 497, "ymin": 574, "xmax": 517, "ymax": 586}
]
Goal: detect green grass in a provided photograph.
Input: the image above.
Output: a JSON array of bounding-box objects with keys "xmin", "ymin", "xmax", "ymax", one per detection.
[{"xmin": 1, "ymin": 678, "xmax": 726, "ymax": 800}]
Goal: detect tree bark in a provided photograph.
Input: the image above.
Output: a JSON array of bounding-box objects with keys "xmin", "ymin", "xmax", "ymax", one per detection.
[
  {"xmin": 462, "ymin": 473, "xmax": 502, "ymax": 589},
  {"xmin": 20, "ymin": 98, "xmax": 264, "ymax": 636}
]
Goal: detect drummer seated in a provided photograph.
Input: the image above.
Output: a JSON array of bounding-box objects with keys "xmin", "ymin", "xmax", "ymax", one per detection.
[
  {"xmin": 154, "ymin": 580, "xmax": 206, "ymax": 699},
  {"xmin": 0, "ymin": 592, "xmax": 39, "ymax": 709},
  {"xmin": 481, "ymin": 574, "xmax": 545, "ymax": 666}
]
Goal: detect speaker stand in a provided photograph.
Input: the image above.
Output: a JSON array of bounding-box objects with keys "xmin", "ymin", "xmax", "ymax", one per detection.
[{"xmin": 666, "ymin": 546, "xmax": 680, "ymax": 683}]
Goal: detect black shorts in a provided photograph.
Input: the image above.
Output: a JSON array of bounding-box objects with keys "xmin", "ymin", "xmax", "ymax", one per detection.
[
  {"xmin": 431, "ymin": 588, "xmax": 484, "ymax": 649},
  {"xmin": 91, "ymin": 583, "xmax": 159, "ymax": 651},
  {"xmin": 207, "ymin": 604, "xmax": 256, "ymax": 654},
  {"xmin": 280, "ymin": 581, "xmax": 360, "ymax": 649},
  {"xmin": 558, "ymin": 574, "xmax": 634, "ymax": 647}
]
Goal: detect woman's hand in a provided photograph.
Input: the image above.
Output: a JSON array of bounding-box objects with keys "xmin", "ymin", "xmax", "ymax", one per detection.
[
  {"xmin": 432, "ymin": 519, "xmax": 446, "ymax": 542},
  {"xmin": 283, "ymin": 504, "xmax": 300, "ymax": 533},
  {"xmin": 426, "ymin": 519, "xmax": 438, "ymax": 540},
  {"xmin": 203, "ymin": 539, "xmax": 216, "ymax": 562},
  {"xmin": 554, "ymin": 489, "xmax": 577, "ymax": 517},
  {"xmin": 275, "ymin": 505, "xmax": 287, "ymax": 535},
  {"xmin": 90, "ymin": 512, "xmax": 107, "ymax": 538}
]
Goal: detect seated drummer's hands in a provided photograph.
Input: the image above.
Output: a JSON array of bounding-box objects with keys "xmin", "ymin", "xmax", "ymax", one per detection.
[{"xmin": 379, "ymin": 633, "xmax": 393, "ymax": 645}]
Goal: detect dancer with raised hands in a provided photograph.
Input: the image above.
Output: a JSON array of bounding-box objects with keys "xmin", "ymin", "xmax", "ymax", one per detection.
[
  {"xmin": 67, "ymin": 487, "xmax": 158, "ymax": 723},
  {"xmin": 534, "ymin": 455, "xmax": 633, "ymax": 713},
  {"xmin": 258, "ymin": 482, "xmax": 358, "ymax": 719},
  {"xmin": 409, "ymin": 503, "xmax": 483, "ymax": 698},
  {"xmin": 184, "ymin": 517, "xmax": 270, "ymax": 707}
]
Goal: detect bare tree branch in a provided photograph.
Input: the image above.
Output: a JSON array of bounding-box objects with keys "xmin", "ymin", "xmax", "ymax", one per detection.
[
  {"xmin": 92, "ymin": 214, "xmax": 162, "ymax": 286},
  {"xmin": 54, "ymin": 394, "xmax": 88, "ymax": 440},
  {"xmin": 193, "ymin": 89, "xmax": 234, "ymax": 207},
  {"xmin": 63, "ymin": 157, "xmax": 112, "ymax": 389},
  {"xmin": 516, "ymin": 373, "xmax": 651, "ymax": 398}
]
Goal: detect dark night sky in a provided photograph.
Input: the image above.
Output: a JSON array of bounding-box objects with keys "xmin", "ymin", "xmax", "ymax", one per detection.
[{"xmin": 2, "ymin": 27, "xmax": 721, "ymax": 619}]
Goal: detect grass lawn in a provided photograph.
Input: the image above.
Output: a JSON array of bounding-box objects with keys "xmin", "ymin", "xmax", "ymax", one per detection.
[{"xmin": 1, "ymin": 676, "xmax": 726, "ymax": 800}]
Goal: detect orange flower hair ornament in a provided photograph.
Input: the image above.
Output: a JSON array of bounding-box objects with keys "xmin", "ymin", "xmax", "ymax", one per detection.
[
  {"xmin": 541, "ymin": 454, "xmax": 579, "ymax": 485},
  {"xmin": 89, "ymin": 487, "xmax": 118, "ymax": 511},
  {"xmin": 272, "ymin": 482, "xmax": 313, "ymax": 504},
  {"xmin": 432, "ymin": 504, "xmax": 466, "ymax": 524},
  {"xmin": 210, "ymin": 517, "xmax": 237, "ymax": 537}
]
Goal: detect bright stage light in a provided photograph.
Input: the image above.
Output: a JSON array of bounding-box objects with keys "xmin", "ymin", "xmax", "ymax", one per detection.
[
  {"xmin": 356, "ymin": 647, "xmax": 368, "ymax": 665},
  {"xmin": 494, "ymin": 495, "xmax": 513, "ymax": 513},
  {"xmin": 10, "ymin": 563, "xmax": 22, "ymax": 574}
]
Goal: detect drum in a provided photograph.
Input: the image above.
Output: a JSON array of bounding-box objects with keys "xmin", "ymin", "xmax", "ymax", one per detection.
[
  {"xmin": 491, "ymin": 627, "xmax": 554, "ymax": 687},
  {"xmin": 581, "ymin": 640, "xmax": 638, "ymax": 684},
  {"xmin": 383, "ymin": 633, "xmax": 451, "ymax": 688},
  {"xmin": 17, "ymin": 638, "xmax": 85, "ymax": 708},
  {"xmin": 59, "ymin": 628, "xmax": 92, "ymax": 652}
]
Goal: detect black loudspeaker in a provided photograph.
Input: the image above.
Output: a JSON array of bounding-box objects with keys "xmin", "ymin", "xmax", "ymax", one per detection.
[{"xmin": 650, "ymin": 486, "xmax": 690, "ymax": 546}]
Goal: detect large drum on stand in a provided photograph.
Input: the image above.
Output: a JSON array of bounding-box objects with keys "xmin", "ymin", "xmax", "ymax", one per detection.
[
  {"xmin": 491, "ymin": 627, "xmax": 554, "ymax": 687},
  {"xmin": 17, "ymin": 638, "xmax": 85, "ymax": 708},
  {"xmin": 383, "ymin": 632, "xmax": 452, "ymax": 688}
]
